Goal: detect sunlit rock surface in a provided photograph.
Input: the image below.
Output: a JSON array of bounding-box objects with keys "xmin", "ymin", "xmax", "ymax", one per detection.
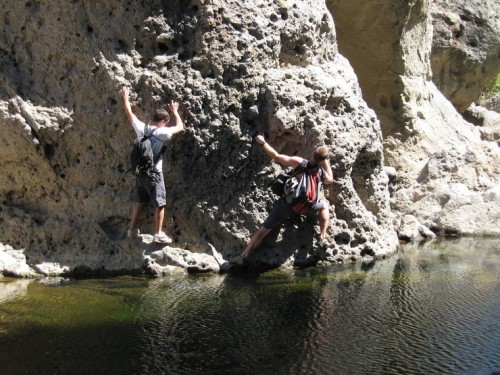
[
  {"xmin": 327, "ymin": 0, "xmax": 499, "ymax": 239},
  {"xmin": 0, "ymin": 0, "xmax": 399, "ymax": 276}
]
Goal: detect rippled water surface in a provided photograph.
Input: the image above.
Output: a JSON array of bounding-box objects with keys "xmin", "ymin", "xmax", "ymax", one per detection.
[{"xmin": 0, "ymin": 238, "xmax": 499, "ymax": 375}]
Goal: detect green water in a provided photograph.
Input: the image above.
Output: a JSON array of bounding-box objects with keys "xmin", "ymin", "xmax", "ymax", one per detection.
[{"xmin": 0, "ymin": 238, "xmax": 499, "ymax": 375}]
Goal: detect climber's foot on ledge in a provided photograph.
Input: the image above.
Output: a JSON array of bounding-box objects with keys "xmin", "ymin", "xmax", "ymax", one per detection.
[{"xmin": 229, "ymin": 255, "xmax": 248, "ymax": 265}]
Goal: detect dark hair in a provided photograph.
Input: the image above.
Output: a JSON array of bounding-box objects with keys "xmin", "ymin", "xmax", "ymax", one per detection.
[
  {"xmin": 153, "ymin": 109, "xmax": 170, "ymax": 123},
  {"xmin": 313, "ymin": 146, "xmax": 329, "ymax": 163}
]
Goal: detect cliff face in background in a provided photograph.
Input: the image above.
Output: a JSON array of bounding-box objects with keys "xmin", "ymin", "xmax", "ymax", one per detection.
[
  {"xmin": 0, "ymin": 0, "xmax": 498, "ymax": 277},
  {"xmin": 327, "ymin": 0, "xmax": 499, "ymax": 239},
  {"xmin": 431, "ymin": 0, "xmax": 499, "ymax": 112}
]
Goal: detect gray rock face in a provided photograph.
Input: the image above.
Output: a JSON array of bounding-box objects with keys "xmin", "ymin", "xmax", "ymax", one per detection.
[
  {"xmin": 431, "ymin": 0, "xmax": 500, "ymax": 112},
  {"xmin": 327, "ymin": 0, "xmax": 500, "ymax": 241},
  {"xmin": 1, "ymin": 0, "xmax": 499, "ymax": 276},
  {"xmin": 392, "ymin": 149, "xmax": 500, "ymax": 236},
  {"xmin": 0, "ymin": 0, "xmax": 398, "ymax": 276},
  {"xmin": 463, "ymin": 104, "xmax": 500, "ymax": 143},
  {"xmin": 479, "ymin": 93, "xmax": 500, "ymax": 113}
]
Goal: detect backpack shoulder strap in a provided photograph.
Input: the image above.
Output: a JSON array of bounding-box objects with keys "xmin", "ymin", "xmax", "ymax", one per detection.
[
  {"xmin": 291, "ymin": 159, "xmax": 308, "ymax": 176},
  {"xmin": 143, "ymin": 125, "xmax": 158, "ymax": 138},
  {"xmin": 318, "ymin": 166, "xmax": 325, "ymax": 179},
  {"xmin": 147, "ymin": 126, "xmax": 166, "ymax": 165}
]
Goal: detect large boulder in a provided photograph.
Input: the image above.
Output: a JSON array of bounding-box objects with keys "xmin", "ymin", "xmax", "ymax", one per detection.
[{"xmin": 0, "ymin": 0, "xmax": 398, "ymax": 276}]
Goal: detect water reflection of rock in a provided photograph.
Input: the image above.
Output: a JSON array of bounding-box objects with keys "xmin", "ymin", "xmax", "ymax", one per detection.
[
  {"xmin": 0, "ymin": 278, "xmax": 32, "ymax": 303},
  {"xmin": 401, "ymin": 237, "xmax": 500, "ymax": 268},
  {"xmin": 1, "ymin": 241, "xmax": 497, "ymax": 374}
]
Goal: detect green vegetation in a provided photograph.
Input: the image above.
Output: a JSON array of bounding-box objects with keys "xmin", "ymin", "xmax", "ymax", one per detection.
[{"xmin": 479, "ymin": 73, "xmax": 500, "ymax": 102}]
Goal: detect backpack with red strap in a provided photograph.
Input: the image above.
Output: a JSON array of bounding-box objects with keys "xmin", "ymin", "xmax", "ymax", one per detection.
[{"xmin": 285, "ymin": 160, "xmax": 323, "ymax": 214}]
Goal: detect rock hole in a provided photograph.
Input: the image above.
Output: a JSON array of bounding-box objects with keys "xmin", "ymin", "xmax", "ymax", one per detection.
[
  {"xmin": 44, "ymin": 144, "xmax": 55, "ymax": 159},
  {"xmin": 158, "ymin": 42, "xmax": 169, "ymax": 53}
]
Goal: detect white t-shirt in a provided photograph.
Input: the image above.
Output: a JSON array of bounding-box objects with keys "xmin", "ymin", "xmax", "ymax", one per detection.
[{"xmin": 132, "ymin": 118, "xmax": 173, "ymax": 171}]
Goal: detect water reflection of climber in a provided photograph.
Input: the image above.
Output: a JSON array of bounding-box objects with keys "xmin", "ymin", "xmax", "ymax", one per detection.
[
  {"xmin": 120, "ymin": 86, "xmax": 184, "ymax": 243},
  {"xmin": 230, "ymin": 133, "xmax": 334, "ymax": 265}
]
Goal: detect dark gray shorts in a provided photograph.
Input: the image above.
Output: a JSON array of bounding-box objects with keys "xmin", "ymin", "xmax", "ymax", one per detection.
[
  {"xmin": 134, "ymin": 171, "xmax": 166, "ymax": 207},
  {"xmin": 262, "ymin": 197, "xmax": 327, "ymax": 229}
]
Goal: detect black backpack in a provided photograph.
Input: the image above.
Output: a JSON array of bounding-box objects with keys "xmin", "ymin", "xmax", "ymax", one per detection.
[
  {"xmin": 129, "ymin": 129, "xmax": 162, "ymax": 176},
  {"xmin": 271, "ymin": 160, "xmax": 308, "ymax": 197},
  {"xmin": 271, "ymin": 160, "xmax": 323, "ymax": 214}
]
